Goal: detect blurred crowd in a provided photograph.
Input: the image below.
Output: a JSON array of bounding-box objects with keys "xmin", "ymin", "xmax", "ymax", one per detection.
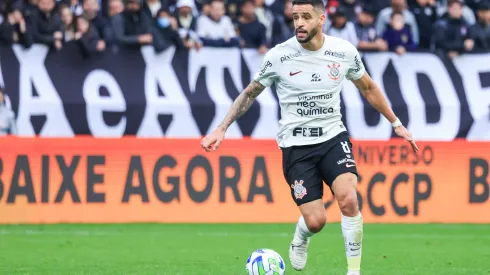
[{"xmin": 0, "ymin": 0, "xmax": 488, "ymax": 59}]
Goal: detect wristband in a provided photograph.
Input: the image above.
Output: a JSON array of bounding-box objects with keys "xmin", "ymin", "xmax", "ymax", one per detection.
[{"xmin": 392, "ymin": 117, "xmax": 402, "ymax": 128}]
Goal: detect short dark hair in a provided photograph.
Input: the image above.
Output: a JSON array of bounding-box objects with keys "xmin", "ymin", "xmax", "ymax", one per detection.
[
  {"xmin": 209, "ymin": 0, "xmax": 225, "ymax": 4},
  {"xmin": 292, "ymin": 0, "xmax": 325, "ymax": 10},
  {"xmin": 477, "ymin": 0, "xmax": 490, "ymax": 10},
  {"xmin": 241, "ymin": 0, "xmax": 254, "ymax": 7},
  {"xmin": 391, "ymin": 10, "xmax": 403, "ymax": 18},
  {"xmin": 448, "ymin": 0, "xmax": 463, "ymax": 7}
]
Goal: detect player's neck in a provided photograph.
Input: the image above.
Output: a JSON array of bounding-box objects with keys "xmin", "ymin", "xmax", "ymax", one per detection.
[{"xmin": 300, "ymin": 33, "xmax": 325, "ymax": 52}]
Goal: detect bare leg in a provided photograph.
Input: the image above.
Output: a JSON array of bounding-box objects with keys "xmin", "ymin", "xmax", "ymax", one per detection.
[{"xmin": 332, "ymin": 172, "xmax": 363, "ymax": 275}]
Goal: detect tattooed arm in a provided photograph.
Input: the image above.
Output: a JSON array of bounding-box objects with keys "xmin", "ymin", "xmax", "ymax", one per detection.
[
  {"xmin": 201, "ymin": 80, "xmax": 266, "ymax": 152},
  {"xmin": 217, "ymin": 80, "xmax": 266, "ymax": 131},
  {"xmin": 201, "ymin": 46, "xmax": 276, "ymax": 152}
]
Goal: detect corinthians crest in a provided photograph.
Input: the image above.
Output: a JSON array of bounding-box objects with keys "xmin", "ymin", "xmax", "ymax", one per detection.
[
  {"xmin": 291, "ymin": 180, "xmax": 307, "ymax": 199},
  {"xmin": 327, "ymin": 62, "xmax": 341, "ymax": 80}
]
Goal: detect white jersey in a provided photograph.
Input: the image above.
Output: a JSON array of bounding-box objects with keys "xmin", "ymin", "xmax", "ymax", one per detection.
[{"xmin": 253, "ymin": 34, "xmax": 366, "ymax": 148}]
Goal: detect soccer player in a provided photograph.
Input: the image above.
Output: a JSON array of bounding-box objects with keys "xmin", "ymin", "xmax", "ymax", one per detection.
[{"xmin": 200, "ymin": 0, "xmax": 419, "ymax": 274}]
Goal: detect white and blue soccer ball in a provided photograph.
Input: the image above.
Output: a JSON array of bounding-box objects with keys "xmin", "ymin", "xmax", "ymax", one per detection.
[{"xmin": 245, "ymin": 248, "xmax": 286, "ymax": 275}]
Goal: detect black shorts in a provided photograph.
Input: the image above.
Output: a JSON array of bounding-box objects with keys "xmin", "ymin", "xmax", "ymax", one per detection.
[{"xmin": 281, "ymin": 131, "xmax": 359, "ymax": 206}]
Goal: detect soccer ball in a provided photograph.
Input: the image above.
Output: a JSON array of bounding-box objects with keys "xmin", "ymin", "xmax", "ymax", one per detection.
[{"xmin": 245, "ymin": 248, "xmax": 286, "ymax": 275}]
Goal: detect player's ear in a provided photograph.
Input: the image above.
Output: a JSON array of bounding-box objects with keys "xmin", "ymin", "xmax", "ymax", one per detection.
[
  {"xmin": 319, "ymin": 12, "xmax": 326, "ymax": 25},
  {"xmin": 317, "ymin": 8, "xmax": 326, "ymax": 23}
]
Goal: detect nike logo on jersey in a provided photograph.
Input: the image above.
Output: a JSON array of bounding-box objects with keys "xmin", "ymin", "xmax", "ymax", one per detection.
[
  {"xmin": 290, "ymin": 71, "xmax": 302, "ymax": 76},
  {"xmin": 346, "ymin": 163, "xmax": 356, "ymax": 168}
]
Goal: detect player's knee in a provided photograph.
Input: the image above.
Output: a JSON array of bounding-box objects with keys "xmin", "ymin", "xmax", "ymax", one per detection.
[
  {"xmin": 304, "ymin": 212, "xmax": 326, "ymax": 233},
  {"xmin": 333, "ymin": 173, "xmax": 359, "ymax": 216},
  {"xmin": 338, "ymin": 191, "xmax": 359, "ymax": 217}
]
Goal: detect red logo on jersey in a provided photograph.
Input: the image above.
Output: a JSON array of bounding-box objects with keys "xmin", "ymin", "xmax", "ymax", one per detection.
[
  {"xmin": 290, "ymin": 71, "xmax": 302, "ymax": 76},
  {"xmin": 327, "ymin": 63, "xmax": 341, "ymax": 80}
]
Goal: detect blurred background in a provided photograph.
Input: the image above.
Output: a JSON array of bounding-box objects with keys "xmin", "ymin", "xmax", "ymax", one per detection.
[
  {"xmin": 0, "ymin": 0, "xmax": 489, "ymax": 57},
  {"xmin": 0, "ymin": 0, "xmax": 489, "ymax": 274}
]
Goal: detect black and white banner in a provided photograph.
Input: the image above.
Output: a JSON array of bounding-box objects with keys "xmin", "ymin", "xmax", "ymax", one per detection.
[{"xmin": 0, "ymin": 43, "xmax": 489, "ymax": 140}]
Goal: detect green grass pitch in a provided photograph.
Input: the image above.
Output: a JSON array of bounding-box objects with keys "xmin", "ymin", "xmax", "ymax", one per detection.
[{"xmin": 1, "ymin": 223, "xmax": 490, "ymax": 275}]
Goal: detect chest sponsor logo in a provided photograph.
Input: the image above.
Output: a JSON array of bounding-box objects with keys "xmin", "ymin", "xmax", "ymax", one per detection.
[
  {"xmin": 311, "ymin": 73, "xmax": 322, "ymax": 82},
  {"xmin": 296, "ymin": 93, "xmax": 335, "ymax": 117},
  {"xmin": 324, "ymin": 50, "xmax": 346, "ymax": 59},
  {"xmin": 293, "ymin": 127, "xmax": 324, "ymax": 137},
  {"xmin": 281, "ymin": 51, "xmax": 301, "ymax": 63}
]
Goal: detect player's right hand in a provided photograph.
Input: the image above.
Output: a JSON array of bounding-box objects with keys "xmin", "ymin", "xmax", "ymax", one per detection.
[
  {"xmin": 394, "ymin": 125, "xmax": 419, "ymax": 153},
  {"xmin": 201, "ymin": 127, "xmax": 226, "ymax": 152}
]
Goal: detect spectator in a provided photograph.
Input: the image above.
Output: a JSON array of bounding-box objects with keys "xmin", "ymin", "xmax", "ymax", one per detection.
[
  {"xmin": 325, "ymin": 0, "xmax": 338, "ymax": 19},
  {"xmin": 376, "ymin": 0, "xmax": 420, "ymax": 44},
  {"xmin": 153, "ymin": 8, "xmax": 188, "ymax": 52},
  {"xmin": 32, "ymin": 0, "xmax": 63, "ymax": 50},
  {"xmin": 253, "ymin": 0, "xmax": 275, "ymax": 45},
  {"xmin": 142, "ymin": 0, "xmax": 165, "ymax": 18},
  {"xmin": 339, "ymin": 0, "xmax": 363, "ymax": 22},
  {"xmin": 434, "ymin": 0, "xmax": 474, "ymax": 58},
  {"xmin": 201, "ymin": 2, "xmax": 211, "ymax": 16},
  {"xmin": 410, "ymin": 0, "xmax": 438, "ymax": 49},
  {"xmin": 226, "ymin": 0, "xmax": 241, "ymax": 22},
  {"xmin": 0, "ymin": 6, "xmax": 33, "ymax": 48},
  {"xmin": 175, "ymin": 0, "xmax": 197, "ymax": 31},
  {"xmin": 74, "ymin": 14, "xmax": 101, "ymax": 57},
  {"xmin": 196, "ymin": 0, "xmax": 239, "ymax": 47},
  {"xmin": 327, "ymin": 8, "xmax": 359, "ymax": 47},
  {"xmin": 108, "ymin": 0, "xmax": 124, "ymax": 17},
  {"xmin": 104, "ymin": 0, "xmax": 123, "ymax": 47},
  {"xmin": 238, "ymin": 0, "xmax": 267, "ymax": 53},
  {"xmin": 82, "ymin": 0, "xmax": 108, "ymax": 51},
  {"xmin": 356, "ymin": 5, "xmax": 388, "ymax": 51},
  {"xmin": 267, "ymin": 0, "xmax": 286, "ymax": 16},
  {"xmin": 22, "ymin": 0, "xmax": 41, "ymax": 27},
  {"xmin": 270, "ymin": 0, "xmax": 294, "ymax": 45},
  {"xmin": 112, "ymin": 0, "xmax": 153, "ymax": 48},
  {"xmin": 382, "ymin": 11, "xmax": 417, "ymax": 54},
  {"xmin": 438, "ymin": 0, "xmax": 476, "ymax": 25},
  {"xmin": 59, "ymin": 4, "xmax": 77, "ymax": 41},
  {"xmin": 469, "ymin": 0, "xmax": 490, "ymax": 51},
  {"xmin": 0, "ymin": 88, "xmax": 17, "ymax": 136},
  {"xmin": 63, "ymin": 0, "xmax": 84, "ymax": 15},
  {"xmin": 174, "ymin": 0, "xmax": 202, "ymax": 49}
]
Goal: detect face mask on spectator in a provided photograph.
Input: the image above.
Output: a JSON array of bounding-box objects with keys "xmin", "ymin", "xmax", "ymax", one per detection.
[{"xmin": 158, "ymin": 17, "xmax": 170, "ymax": 28}]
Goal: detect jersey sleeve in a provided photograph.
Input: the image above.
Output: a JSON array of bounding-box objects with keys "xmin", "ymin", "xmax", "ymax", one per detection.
[
  {"xmin": 253, "ymin": 49, "xmax": 279, "ymax": 87},
  {"xmin": 345, "ymin": 44, "xmax": 366, "ymax": 81}
]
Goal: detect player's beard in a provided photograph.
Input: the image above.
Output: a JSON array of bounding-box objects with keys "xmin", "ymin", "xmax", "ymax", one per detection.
[{"xmin": 295, "ymin": 27, "xmax": 318, "ymax": 44}]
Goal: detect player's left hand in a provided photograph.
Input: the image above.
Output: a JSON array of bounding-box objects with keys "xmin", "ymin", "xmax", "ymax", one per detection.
[
  {"xmin": 201, "ymin": 127, "xmax": 226, "ymax": 152},
  {"xmin": 394, "ymin": 125, "xmax": 419, "ymax": 153}
]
